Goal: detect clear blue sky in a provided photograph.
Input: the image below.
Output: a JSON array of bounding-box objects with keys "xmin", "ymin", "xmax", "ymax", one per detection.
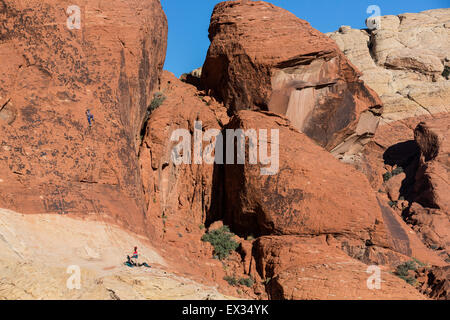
[{"xmin": 161, "ymin": 0, "xmax": 449, "ymax": 77}]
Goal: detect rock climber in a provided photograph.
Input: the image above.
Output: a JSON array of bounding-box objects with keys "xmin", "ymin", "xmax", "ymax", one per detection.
[
  {"xmin": 131, "ymin": 246, "xmax": 139, "ymax": 265},
  {"xmin": 86, "ymin": 109, "xmax": 94, "ymax": 127},
  {"xmin": 124, "ymin": 246, "xmax": 150, "ymax": 268}
]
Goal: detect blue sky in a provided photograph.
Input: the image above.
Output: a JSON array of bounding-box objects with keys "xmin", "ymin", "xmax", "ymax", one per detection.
[{"xmin": 161, "ymin": 0, "xmax": 449, "ymax": 77}]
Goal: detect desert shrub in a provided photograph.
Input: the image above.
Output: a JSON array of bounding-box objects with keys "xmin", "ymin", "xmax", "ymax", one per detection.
[
  {"xmin": 224, "ymin": 276, "xmax": 254, "ymax": 287},
  {"xmin": 201, "ymin": 226, "xmax": 239, "ymax": 260},
  {"xmin": 383, "ymin": 166, "xmax": 404, "ymax": 182},
  {"xmin": 149, "ymin": 92, "xmax": 166, "ymax": 112},
  {"xmin": 224, "ymin": 276, "xmax": 238, "ymax": 286},
  {"xmin": 383, "ymin": 172, "xmax": 393, "ymax": 182},
  {"xmin": 392, "ymin": 166, "xmax": 404, "ymax": 176},
  {"xmin": 139, "ymin": 92, "xmax": 167, "ymax": 141},
  {"xmin": 388, "ymin": 200, "xmax": 397, "ymax": 208},
  {"xmin": 443, "ymin": 66, "xmax": 450, "ymax": 79},
  {"xmin": 238, "ymin": 277, "xmax": 254, "ymax": 288},
  {"xmin": 395, "ymin": 260, "xmax": 420, "ymax": 285}
]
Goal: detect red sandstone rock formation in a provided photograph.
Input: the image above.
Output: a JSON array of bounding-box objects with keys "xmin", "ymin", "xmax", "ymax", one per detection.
[
  {"xmin": 357, "ymin": 114, "xmax": 449, "ymax": 262},
  {"xmin": 414, "ymin": 116, "xmax": 450, "ymax": 212},
  {"xmin": 0, "ymin": 0, "xmax": 167, "ymax": 234},
  {"xmin": 221, "ymin": 110, "xmax": 444, "ymax": 267},
  {"xmin": 254, "ymin": 236, "xmax": 427, "ymax": 300},
  {"xmin": 201, "ymin": 0, "xmax": 383, "ymax": 157},
  {"xmin": 139, "ymin": 71, "xmax": 228, "ymax": 242},
  {"xmin": 416, "ymin": 265, "xmax": 450, "ymax": 300},
  {"xmin": 0, "ymin": 0, "xmax": 447, "ymax": 301}
]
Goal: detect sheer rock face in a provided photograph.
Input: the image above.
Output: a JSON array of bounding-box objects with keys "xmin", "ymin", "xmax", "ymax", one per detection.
[
  {"xmin": 328, "ymin": 9, "xmax": 450, "ymax": 124},
  {"xmin": 139, "ymin": 71, "xmax": 229, "ymax": 242},
  {"xmin": 201, "ymin": 0, "xmax": 383, "ymax": 157},
  {"xmin": 0, "ymin": 0, "xmax": 167, "ymax": 234}
]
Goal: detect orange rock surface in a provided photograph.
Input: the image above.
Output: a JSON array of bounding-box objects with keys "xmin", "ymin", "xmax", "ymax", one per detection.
[
  {"xmin": 0, "ymin": 0, "xmax": 167, "ymax": 235},
  {"xmin": 202, "ymin": 0, "xmax": 383, "ymax": 156}
]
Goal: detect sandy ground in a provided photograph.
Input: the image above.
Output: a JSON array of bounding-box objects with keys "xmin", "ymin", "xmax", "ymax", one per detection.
[{"xmin": 0, "ymin": 208, "xmax": 235, "ymax": 300}]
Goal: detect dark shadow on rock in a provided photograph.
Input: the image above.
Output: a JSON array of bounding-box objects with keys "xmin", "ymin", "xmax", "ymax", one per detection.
[
  {"xmin": 383, "ymin": 140, "xmax": 419, "ymax": 167},
  {"xmin": 383, "ymin": 140, "xmax": 420, "ymax": 202},
  {"xmin": 206, "ymin": 128, "xmax": 227, "ymax": 228}
]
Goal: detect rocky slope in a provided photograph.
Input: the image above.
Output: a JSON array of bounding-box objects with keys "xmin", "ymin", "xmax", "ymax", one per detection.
[{"xmin": 0, "ymin": 208, "xmax": 234, "ymax": 300}]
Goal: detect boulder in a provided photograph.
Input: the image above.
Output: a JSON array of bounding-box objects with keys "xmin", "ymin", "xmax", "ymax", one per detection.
[
  {"xmin": 220, "ymin": 110, "xmax": 445, "ymax": 267},
  {"xmin": 0, "ymin": 0, "xmax": 167, "ymax": 234},
  {"xmin": 202, "ymin": 0, "xmax": 383, "ymax": 157},
  {"xmin": 414, "ymin": 116, "xmax": 450, "ymax": 212},
  {"xmin": 222, "ymin": 110, "xmax": 386, "ymax": 242}
]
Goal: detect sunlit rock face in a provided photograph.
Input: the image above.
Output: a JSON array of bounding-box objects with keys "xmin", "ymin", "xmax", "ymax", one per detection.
[{"xmin": 202, "ymin": 0, "xmax": 383, "ymax": 158}]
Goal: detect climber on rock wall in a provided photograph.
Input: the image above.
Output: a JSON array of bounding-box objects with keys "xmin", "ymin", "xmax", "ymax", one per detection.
[{"xmin": 86, "ymin": 109, "xmax": 94, "ymax": 127}]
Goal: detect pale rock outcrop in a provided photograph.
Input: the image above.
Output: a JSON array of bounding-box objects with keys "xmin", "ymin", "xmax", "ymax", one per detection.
[{"xmin": 328, "ymin": 9, "xmax": 450, "ymax": 123}]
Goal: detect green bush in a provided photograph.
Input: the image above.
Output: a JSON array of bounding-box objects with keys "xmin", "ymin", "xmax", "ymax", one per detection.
[
  {"xmin": 443, "ymin": 66, "xmax": 450, "ymax": 79},
  {"xmin": 383, "ymin": 166, "xmax": 404, "ymax": 182},
  {"xmin": 383, "ymin": 172, "xmax": 393, "ymax": 182},
  {"xmin": 392, "ymin": 166, "xmax": 404, "ymax": 176},
  {"xmin": 395, "ymin": 260, "xmax": 420, "ymax": 285},
  {"xmin": 201, "ymin": 226, "xmax": 239, "ymax": 260},
  {"xmin": 224, "ymin": 276, "xmax": 238, "ymax": 286},
  {"xmin": 238, "ymin": 277, "xmax": 254, "ymax": 288},
  {"xmin": 388, "ymin": 200, "xmax": 397, "ymax": 208},
  {"xmin": 149, "ymin": 92, "xmax": 166, "ymax": 112},
  {"xmin": 224, "ymin": 276, "xmax": 254, "ymax": 287}
]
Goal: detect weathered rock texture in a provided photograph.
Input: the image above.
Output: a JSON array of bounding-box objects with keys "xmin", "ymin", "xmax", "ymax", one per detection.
[
  {"xmin": 220, "ymin": 110, "xmax": 444, "ymax": 268},
  {"xmin": 201, "ymin": 0, "xmax": 383, "ymax": 157},
  {"xmin": 414, "ymin": 116, "xmax": 450, "ymax": 212},
  {"xmin": 357, "ymin": 113, "xmax": 449, "ymax": 262},
  {"xmin": 407, "ymin": 117, "xmax": 450, "ymax": 260},
  {"xmin": 416, "ymin": 265, "xmax": 450, "ymax": 300},
  {"xmin": 139, "ymin": 71, "xmax": 228, "ymax": 242},
  {"xmin": 254, "ymin": 236, "xmax": 427, "ymax": 300},
  {"xmin": 137, "ymin": 72, "xmax": 258, "ymax": 298},
  {"xmin": 0, "ymin": 208, "xmax": 234, "ymax": 300},
  {"xmin": 328, "ymin": 9, "xmax": 450, "ymax": 123},
  {"xmin": 0, "ymin": 0, "xmax": 167, "ymax": 234}
]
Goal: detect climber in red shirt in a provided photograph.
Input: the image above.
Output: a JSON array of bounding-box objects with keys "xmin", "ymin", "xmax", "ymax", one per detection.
[{"xmin": 131, "ymin": 246, "xmax": 138, "ymax": 265}]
